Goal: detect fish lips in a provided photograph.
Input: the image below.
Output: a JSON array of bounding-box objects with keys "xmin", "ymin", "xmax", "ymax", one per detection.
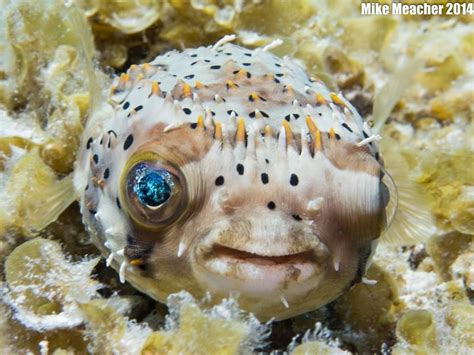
[{"xmin": 192, "ymin": 226, "xmax": 330, "ymax": 296}]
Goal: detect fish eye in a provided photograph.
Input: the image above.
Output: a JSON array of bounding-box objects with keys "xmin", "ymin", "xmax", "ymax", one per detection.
[
  {"xmin": 134, "ymin": 168, "xmax": 172, "ymax": 208},
  {"xmin": 124, "ymin": 160, "xmax": 185, "ymax": 226}
]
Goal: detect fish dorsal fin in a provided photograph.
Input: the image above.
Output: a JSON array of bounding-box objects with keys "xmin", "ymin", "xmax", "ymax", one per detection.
[
  {"xmin": 66, "ymin": 7, "xmax": 104, "ymax": 114},
  {"xmin": 379, "ymin": 137, "xmax": 436, "ymax": 245}
]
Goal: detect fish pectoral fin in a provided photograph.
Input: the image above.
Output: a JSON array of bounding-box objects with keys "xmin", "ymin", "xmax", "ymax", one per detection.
[
  {"xmin": 28, "ymin": 173, "xmax": 78, "ymax": 234},
  {"xmin": 379, "ymin": 139, "xmax": 436, "ymax": 246}
]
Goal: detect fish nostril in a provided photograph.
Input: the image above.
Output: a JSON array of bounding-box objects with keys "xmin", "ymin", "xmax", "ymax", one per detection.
[{"xmin": 292, "ymin": 214, "xmax": 302, "ymax": 221}]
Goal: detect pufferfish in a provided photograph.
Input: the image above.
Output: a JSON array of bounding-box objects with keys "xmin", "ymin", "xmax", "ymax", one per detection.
[{"xmin": 67, "ymin": 34, "xmax": 417, "ymax": 321}]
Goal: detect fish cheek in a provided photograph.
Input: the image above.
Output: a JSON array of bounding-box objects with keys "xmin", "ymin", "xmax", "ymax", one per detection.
[{"xmin": 313, "ymin": 174, "xmax": 384, "ymax": 278}]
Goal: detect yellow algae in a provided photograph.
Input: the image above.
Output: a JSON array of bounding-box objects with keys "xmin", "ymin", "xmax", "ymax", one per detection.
[
  {"xmin": 143, "ymin": 303, "xmax": 247, "ymax": 355},
  {"xmin": 341, "ymin": 16, "xmax": 398, "ymax": 52},
  {"xmin": 334, "ymin": 264, "xmax": 401, "ymax": 353},
  {"xmin": 78, "ymin": 300, "xmax": 151, "ymax": 354},
  {"xmin": 0, "ymin": 149, "xmax": 76, "ymax": 235},
  {"xmin": 426, "ymin": 232, "xmax": 473, "ymax": 281},
  {"xmin": 417, "ymin": 149, "xmax": 474, "ymax": 234},
  {"xmin": 95, "ymin": 1, "xmax": 162, "ymax": 35},
  {"xmin": 4, "ymin": 238, "xmax": 100, "ymax": 326},
  {"xmin": 393, "ymin": 310, "xmax": 439, "ymax": 354},
  {"xmin": 450, "ymin": 252, "xmax": 474, "ymax": 290},
  {"xmin": 148, "ymin": 292, "xmax": 267, "ymax": 354},
  {"xmin": 416, "ymin": 55, "xmax": 465, "ymax": 93},
  {"xmin": 445, "ymin": 303, "xmax": 474, "ymax": 348},
  {"xmin": 292, "ymin": 341, "xmax": 351, "ymax": 355}
]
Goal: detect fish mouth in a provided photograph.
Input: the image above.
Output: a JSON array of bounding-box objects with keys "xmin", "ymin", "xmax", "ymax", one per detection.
[
  {"xmin": 212, "ymin": 244, "xmax": 316, "ymax": 266},
  {"xmin": 194, "ymin": 238, "xmax": 328, "ymax": 296}
]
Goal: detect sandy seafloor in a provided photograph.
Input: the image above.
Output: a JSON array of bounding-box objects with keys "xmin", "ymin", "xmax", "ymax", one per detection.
[{"xmin": 0, "ymin": 0, "xmax": 473, "ymax": 354}]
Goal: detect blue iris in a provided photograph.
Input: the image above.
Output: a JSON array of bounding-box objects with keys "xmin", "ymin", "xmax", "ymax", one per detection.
[{"xmin": 134, "ymin": 169, "xmax": 172, "ymax": 207}]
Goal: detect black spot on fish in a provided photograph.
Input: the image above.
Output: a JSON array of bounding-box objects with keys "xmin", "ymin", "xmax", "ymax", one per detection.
[
  {"xmin": 290, "ymin": 174, "xmax": 299, "ymax": 186},
  {"xmin": 215, "ymin": 176, "xmax": 224, "ymax": 186},
  {"xmin": 123, "ymin": 134, "xmax": 134, "ymax": 150},
  {"xmin": 342, "ymin": 122, "xmax": 353, "ymax": 133}
]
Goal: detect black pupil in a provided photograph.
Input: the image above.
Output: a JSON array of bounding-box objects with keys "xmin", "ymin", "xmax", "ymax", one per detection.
[{"xmin": 135, "ymin": 171, "xmax": 171, "ymax": 207}]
